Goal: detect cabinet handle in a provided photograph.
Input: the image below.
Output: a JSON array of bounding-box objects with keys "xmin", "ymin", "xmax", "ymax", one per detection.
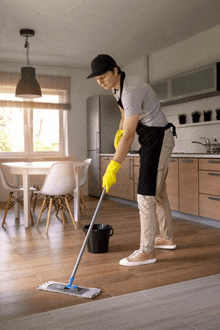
[
  {"xmin": 208, "ymin": 196, "xmax": 220, "ymax": 202},
  {"xmin": 169, "ymin": 159, "xmax": 175, "ymax": 162},
  {"xmin": 208, "ymin": 172, "xmax": 220, "ymax": 176},
  {"xmin": 181, "ymin": 159, "xmax": 193, "ymax": 163},
  {"xmin": 129, "ymin": 158, "xmax": 133, "ymax": 179},
  {"xmin": 208, "ymin": 160, "xmax": 220, "ymax": 164}
]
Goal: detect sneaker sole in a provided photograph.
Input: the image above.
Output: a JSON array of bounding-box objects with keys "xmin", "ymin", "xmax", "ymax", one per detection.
[
  {"xmin": 154, "ymin": 245, "xmax": 177, "ymax": 249},
  {"xmin": 119, "ymin": 258, "xmax": 157, "ymax": 267}
]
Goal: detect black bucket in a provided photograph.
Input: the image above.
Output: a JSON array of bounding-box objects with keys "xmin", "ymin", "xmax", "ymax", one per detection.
[{"xmin": 83, "ymin": 223, "xmax": 114, "ymax": 253}]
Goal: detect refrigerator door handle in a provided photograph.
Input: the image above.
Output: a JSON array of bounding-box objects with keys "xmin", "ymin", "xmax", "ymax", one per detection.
[
  {"xmin": 96, "ymin": 151, "xmax": 100, "ymax": 170},
  {"xmin": 96, "ymin": 132, "xmax": 100, "ymax": 151}
]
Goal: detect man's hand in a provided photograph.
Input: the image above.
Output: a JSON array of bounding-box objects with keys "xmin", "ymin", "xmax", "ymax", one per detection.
[
  {"xmin": 114, "ymin": 130, "xmax": 124, "ymax": 150},
  {"xmin": 102, "ymin": 160, "xmax": 121, "ymax": 193}
]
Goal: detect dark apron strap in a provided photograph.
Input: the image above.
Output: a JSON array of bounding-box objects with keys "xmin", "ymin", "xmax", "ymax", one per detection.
[
  {"xmin": 164, "ymin": 122, "xmax": 177, "ymax": 137},
  {"xmin": 115, "ymin": 71, "xmax": 126, "ymax": 109}
]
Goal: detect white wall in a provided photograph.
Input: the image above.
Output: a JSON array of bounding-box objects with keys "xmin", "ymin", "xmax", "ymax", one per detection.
[
  {"xmin": 149, "ymin": 25, "xmax": 220, "ymax": 82},
  {"xmin": 123, "ymin": 55, "xmax": 148, "ymax": 81}
]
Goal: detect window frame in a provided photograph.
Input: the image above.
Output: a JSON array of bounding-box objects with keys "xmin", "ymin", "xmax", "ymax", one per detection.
[{"xmin": 0, "ymin": 72, "xmax": 71, "ymax": 160}]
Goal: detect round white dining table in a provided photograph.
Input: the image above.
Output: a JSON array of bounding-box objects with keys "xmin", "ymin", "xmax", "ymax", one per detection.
[{"xmin": 1, "ymin": 161, "xmax": 87, "ymax": 228}]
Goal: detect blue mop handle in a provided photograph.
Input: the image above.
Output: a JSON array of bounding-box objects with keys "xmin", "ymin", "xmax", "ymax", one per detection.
[{"xmin": 67, "ymin": 188, "xmax": 106, "ymax": 286}]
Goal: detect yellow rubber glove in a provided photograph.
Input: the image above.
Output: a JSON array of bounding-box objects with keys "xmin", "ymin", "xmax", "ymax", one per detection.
[
  {"xmin": 102, "ymin": 160, "xmax": 121, "ymax": 193},
  {"xmin": 114, "ymin": 130, "xmax": 124, "ymax": 150}
]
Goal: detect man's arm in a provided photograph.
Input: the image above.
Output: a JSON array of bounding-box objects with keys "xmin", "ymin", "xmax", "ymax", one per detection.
[
  {"xmin": 113, "ymin": 113, "xmax": 139, "ymax": 164},
  {"xmin": 118, "ymin": 106, "xmax": 124, "ymax": 130}
]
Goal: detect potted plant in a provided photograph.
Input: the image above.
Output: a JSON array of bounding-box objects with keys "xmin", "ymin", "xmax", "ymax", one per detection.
[
  {"xmin": 178, "ymin": 114, "xmax": 187, "ymax": 125},
  {"xmin": 216, "ymin": 108, "xmax": 220, "ymax": 120},
  {"xmin": 191, "ymin": 111, "xmax": 201, "ymax": 123},
  {"xmin": 203, "ymin": 110, "xmax": 212, "ymax": 122}
]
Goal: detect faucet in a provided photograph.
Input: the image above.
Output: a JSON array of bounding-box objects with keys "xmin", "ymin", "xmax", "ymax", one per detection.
[{"xmin": 192, "ymin": 137, "xmax": 211, "ymax": 153}]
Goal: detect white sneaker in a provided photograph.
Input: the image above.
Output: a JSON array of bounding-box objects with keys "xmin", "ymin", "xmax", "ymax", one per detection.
[
  {"xmin": 154, "ymin": 236, "xmax": 177, "ymax": 249},
  {"xmin": 119, "ymin": 249, "xmax": 157, "ymax": 267}
]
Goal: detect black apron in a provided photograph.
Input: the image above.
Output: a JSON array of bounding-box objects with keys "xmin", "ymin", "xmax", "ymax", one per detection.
[{"xmin": 115, "ymin": 72, "xmax": 176, "ymax": 196}]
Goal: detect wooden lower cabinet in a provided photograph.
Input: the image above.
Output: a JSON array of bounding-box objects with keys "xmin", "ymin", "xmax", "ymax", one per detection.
[
  {"xmin": 100, "ymin": 155, "xmax": 220, "ymax": 221},
  {"xmin": 199, "ymin": 194, "xmax": 220, "ymax": 220},
  {"xmin": 166, "ymin": 158, "xmax": 179, "ymax": 211},
  {"xmin": 199, "ymin": 158, "xmax": 220, "ymax": 220},
  {"xmin": 179, "ymin": 158, "xmax": 199, "ymax": 215},
  {"xmin": 100, "ymin": 156, "xmax": 134, "ymax": 200}
]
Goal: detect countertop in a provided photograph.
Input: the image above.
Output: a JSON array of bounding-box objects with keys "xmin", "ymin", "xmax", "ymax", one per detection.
[{"xmin": 100, "ymin": 153, "xmax": 220, "ymax": 158}]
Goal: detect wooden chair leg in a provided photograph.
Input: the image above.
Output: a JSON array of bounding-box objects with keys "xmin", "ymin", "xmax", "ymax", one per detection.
[
  {"xmin": 46, "ymin": 198, "xmax": 53, "ymax": 234},
  {"xmin": 30, "ymin": 210, "xmax": 34, "ymax": 225},
  {"xmin": 64, "ymin": 196, "xmax": 78, "ymax": 229},
  {"xmin": 79, "ymin": 202, "xmax": 83, "ymax": 216},
  {"xmin": 2, "ymin": 193, "xmax": 12, "ymax": 226},
  {"xmin": 36, "ymin": 196, "xmax": 47, "ymax": 228},
  {"xmin": 59, "ymin": 197, "xmax": 66, "ymax": 224},
  {"xmin": 32, "ymin": 193, "xmax": 38, "ymax": 213},
  {"xmin": 80, "ymin": 194, "xmax": 90, "ymax": 216}
]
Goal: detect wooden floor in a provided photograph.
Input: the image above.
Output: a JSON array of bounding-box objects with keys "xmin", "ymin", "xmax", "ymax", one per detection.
[{"xmin": 1, "ymin": 196, "xmax": 220, "ymax": 322}]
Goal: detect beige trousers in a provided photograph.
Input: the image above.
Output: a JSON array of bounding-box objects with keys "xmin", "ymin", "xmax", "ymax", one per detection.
[{"xmin": 137, "ymin": 131, "xmax": 175, "ymax": 252}]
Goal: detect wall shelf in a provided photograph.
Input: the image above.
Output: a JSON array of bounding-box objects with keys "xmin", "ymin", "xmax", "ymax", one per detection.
[{"xmin": 177, "ymin": 120, "xmax": 220, "ymax": 128}]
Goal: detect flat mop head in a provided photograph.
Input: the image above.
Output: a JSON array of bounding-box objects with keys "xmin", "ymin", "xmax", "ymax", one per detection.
[{"xmin": 37, "ymin": 281, "xmax": 101, "ymax": 299}]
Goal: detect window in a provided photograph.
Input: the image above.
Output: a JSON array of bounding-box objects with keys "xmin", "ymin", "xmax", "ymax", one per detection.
[{"xmin": 0, "ymin": 72, "xmax": 71, "ymax": 158}]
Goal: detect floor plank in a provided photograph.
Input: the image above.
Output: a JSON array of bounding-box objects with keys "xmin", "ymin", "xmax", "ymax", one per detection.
[{"xmin": 1, "ymin": 196, "xmax": 220, "ymax": 322}]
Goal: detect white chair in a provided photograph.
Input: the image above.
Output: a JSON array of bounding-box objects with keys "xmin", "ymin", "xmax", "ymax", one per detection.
[
  {"xmin": 35, "ymin": 161, "xmax": 77, "ymax": 233},
  {"xmin": 0, "ymin": 167, "xmax": 36, "ymax": 226},
  {"xmin": 68, "ymin": 159, "xmax": 92, "ymax": 216}
]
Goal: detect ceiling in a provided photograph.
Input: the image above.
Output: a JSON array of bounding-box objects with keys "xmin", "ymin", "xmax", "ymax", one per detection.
[{"xmin": 1, "ymin": 0, "xmax": 220, "ymax": 70}]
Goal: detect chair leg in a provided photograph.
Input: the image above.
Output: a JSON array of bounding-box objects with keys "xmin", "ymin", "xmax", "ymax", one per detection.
[
  {"xmin": 2, "ymin": 193, "xmax": 12, "ymax": 226},
  {"xmin": 79, "ymin": 202, "xmax": 83, "ymax": 216},
  {"xmin": 32, "ymin": 193, "xmax": 38, "ymax": 213},
  {"xmin": 59, "ymin": 197, "xmax": 66, "ymax": 224},
  {"xmin": 64, "ymin": 196, "xmax": 78, "ymax": 229},
  {"xmin": 80, "ymin": 194, "xmax": 90, "ymax": 217},
  {"xmin": 46, "ymin": 198, "xmax": 53, "ymax": 234},
  {"xmin": 30, "ymin": 210, "xmax": 34, "ymax": 225},
  {"xmin": 36, "ymin": 196, "xmax": 47, "ymax": 228}
]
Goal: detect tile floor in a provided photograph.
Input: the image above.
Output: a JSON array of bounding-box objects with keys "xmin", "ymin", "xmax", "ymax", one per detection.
[{"xmin": 1, "ymin": 274, "xmax": 220, "ymax": 330}]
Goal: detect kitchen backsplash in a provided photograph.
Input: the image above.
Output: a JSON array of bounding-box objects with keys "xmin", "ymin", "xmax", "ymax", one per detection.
[
  {"xmin": 164, "ymin": 94, "xmax": 220, "ymax": 153},
  {"xmin": 130, "ymin": 94, "xmax": 220, "ymax": 153}
]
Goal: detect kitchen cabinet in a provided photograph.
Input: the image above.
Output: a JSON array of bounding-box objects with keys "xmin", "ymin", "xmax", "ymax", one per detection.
[
  {"xmin": 100, "ymin": 154, "xmax": 220, "ymax": 221},
  {"xmin": 152, "ymin": 62, "xmax": 220, "ymax": 107},
  {"xmin": 166, "ymin": 158, "xmax": 179, "ymax": 211},
  {"xmin": 179, "ymin": 158, "xmax": 199, "ymax": 215},
  {"xmin": 151, "ymin": 80, "xmax": 169, "ymax": 102},
  {"xmin": 100, "ymin": 156, "xmax": 134, "ymax": 200},
  {"xmin": 199, "ymin": 159, "xmax": 220, "ymax": 220}
]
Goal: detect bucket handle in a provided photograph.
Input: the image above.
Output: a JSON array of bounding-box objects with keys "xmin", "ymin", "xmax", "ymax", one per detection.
[{"xmin": 109, "ymin": 226, "xmax": 114, "ymax": 237}]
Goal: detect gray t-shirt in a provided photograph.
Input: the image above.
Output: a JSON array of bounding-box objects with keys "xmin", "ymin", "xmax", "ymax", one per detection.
[{"xmin": 113, "ymin": 75, "xmax": 168, "ymax": 127}]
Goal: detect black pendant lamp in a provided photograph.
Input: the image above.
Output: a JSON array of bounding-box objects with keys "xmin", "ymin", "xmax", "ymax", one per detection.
[{"xmin": 16, "ymin": 29, "xmax": 42, "ymax": 99}]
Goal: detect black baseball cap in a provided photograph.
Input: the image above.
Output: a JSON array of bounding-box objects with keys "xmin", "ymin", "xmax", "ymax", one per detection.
[{"xmin": 87, "ymin": 54, "xmax": 117, "ymax": 79}]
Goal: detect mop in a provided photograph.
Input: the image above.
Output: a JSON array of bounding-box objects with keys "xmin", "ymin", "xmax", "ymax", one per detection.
[{"xmin": 37, "ymin": 188, "xmax": 106, "ymax": 299}]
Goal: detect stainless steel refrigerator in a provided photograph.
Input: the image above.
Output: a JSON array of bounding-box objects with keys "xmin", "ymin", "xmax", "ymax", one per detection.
[{"xmin": 87, "ymin": 94, "xmax": 121, "ymax": 197}]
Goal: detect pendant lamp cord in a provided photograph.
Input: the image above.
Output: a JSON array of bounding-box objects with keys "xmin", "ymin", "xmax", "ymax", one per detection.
[{"xmin": 24, "ymin": 35, "xmax": 32, "ymax": 67}]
